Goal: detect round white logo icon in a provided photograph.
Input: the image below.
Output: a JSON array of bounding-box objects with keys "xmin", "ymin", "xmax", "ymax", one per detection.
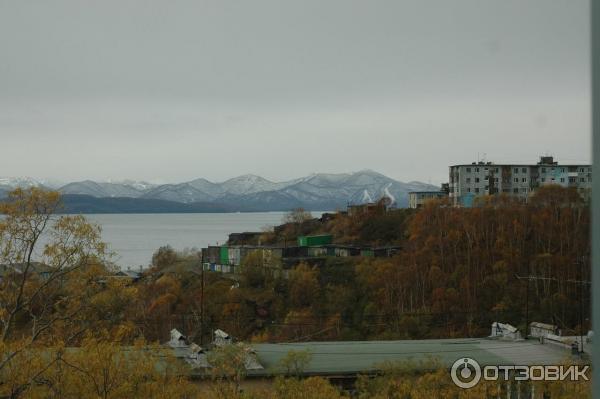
[{"xmin": 451, "ymin": 357, "xmax": 482, "ymax": 389}]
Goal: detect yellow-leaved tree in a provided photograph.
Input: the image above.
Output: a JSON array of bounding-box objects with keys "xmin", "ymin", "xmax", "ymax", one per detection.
[
  {"xmin": 26, "ymin": 335, "xmax": 199, "ymax": 399},
  {"xmin": 0, "ymin": 188, "xmax": 194, "ymax": 398},
  {"xmin": 0, "ymin": 188, "xmax": 110, "ymax": 396}
]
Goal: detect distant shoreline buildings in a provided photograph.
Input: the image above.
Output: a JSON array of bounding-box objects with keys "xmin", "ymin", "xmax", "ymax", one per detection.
[{"xmin": 409, "ymin": 155, "xmax": 591, "ymax": 208}]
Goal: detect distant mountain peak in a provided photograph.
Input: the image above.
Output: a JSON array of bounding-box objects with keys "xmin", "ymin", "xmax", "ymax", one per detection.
[
  {"xmin": 2, "ymin": 171, "xmax": 440, "ymax": 210},
  {"xmin": 223, "ymin": 174, "xmax": 273, "ymax": 183},
  {"xmin": 0, "ymin": 177, "xmax": 46, "ymax": 188},
  {"xmin": 220, "ymin": 174, "xmax": 280, "ymax": 196},
  {"xmin": 109, "ymin": 179, "xmax": 157, "ymax": 190},
  {"xmin": 354, "ymin": 168, "xmax": 379, "ymax": 174}
]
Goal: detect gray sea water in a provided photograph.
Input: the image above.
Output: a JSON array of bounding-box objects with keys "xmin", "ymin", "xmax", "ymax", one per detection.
[{"xmin": 82, "ymin": 212, "xmax": 322, "ymax": 268}]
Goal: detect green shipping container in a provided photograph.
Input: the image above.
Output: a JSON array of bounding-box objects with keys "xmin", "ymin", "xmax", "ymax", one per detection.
[
  {"xmin": 297, "ymin": 234, "xmax": 333, "ymax": 247},
  {"xmin": 220, "ymin": 246, "xmax": 229, "ymax": 264}
]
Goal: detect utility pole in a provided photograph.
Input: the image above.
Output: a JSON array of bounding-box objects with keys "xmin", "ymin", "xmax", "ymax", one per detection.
[
  {"xmin": 578, "ymin": 256, "xmax": 585, "ymax": 354},
  {"xmin": 200, "ymin": 252, "xmax": 205, "ymax": 347},
  {"xmin": 524, "ymin": 261, "xmax": 530, "ymax": 339}
]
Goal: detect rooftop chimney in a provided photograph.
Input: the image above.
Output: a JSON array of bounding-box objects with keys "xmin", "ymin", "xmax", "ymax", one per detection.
[{"xmin": 538, "ymin": 156, "xmax": 556, "ymax": 165}]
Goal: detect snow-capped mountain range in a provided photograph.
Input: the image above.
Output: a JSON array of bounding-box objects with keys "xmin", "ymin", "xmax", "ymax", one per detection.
[{"xmin": 0, "ymin": 171, "xmax": 439, "ymax": 211}]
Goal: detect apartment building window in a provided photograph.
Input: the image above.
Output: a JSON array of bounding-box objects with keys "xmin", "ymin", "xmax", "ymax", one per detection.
[
  {"xmin": 466, "ymin": 167, "xmax": 471, "ymax": 173},
  {"xmin": 475, "ymin": 188, "xmax": 480, "ymax": 193},
  {"xmin": 570, "ymin": 177, "xmax": 576, "ymax": 183},
  {"xmin": 494, "ymin": 177, "xmax": 498, "ymax": 182},
  {"xmin": 495, "ymin": 168, "xmax": 499, "ymax": 173},
  {"xmin": 560, "ymin": 178, "xmax": 565, "ymax": 183},
  {"xmin": 561, "ymin": 168, "xmax": 565, "ymax": 173},
  {"xmin": 475, "ymin": 177, "xmax": 480, "ymax": 183},
  {"xmin": 522, "ymin": 168, "xmax": 527, "ymax": 173},
  {"xmin": 466, "ymin": 177, "xmax": 471, "ymax": 183},
  {"xmin": 467, "ymin": 188, "xmax": 471, "ymax": 192},
  {"xmin": 580, "ymin": 177, "xmax": 585, "ymax": 182},
  {"xmin": 475, "ymin": 168, "xmax": 479, "ymax": 172},
  {"xmin": 521, "ymin": 188, "xmax": 528, "ymax": 193},
  {"xmin": 513, "ymin": 188, "xmax": 519, "ymax": 193},
  {"xmin": 514, "ymin": 178, "xmax": 519, "ymax": 183},
  {"xmin": 522, "ymin": 178, "xmax": 526, "ymax": 182},
  {"xmin": 541, "ymin": 168, "xmax": 546, "ymax": 173},
  {"xmin": 513, "ymin": 168, "xmax": 519, "ymax": 173},
  {"xmin": 580, "ymin": 168, "xmax": 584, "ymax": 173}
]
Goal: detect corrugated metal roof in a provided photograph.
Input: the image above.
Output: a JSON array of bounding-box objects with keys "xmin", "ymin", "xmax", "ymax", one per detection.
[
  {"xmin": 244, "ymin": 338, "xmax": 584, "ymax": 377},
  {"xmin": 52, "ymin": 337, "xmax": 587, "ymax": 380}
]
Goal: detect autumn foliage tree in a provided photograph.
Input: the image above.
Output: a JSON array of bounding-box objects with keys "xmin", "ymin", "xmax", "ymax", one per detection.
[
  {"xmin": 0, "ymin": 188, "xmax": 194, "ymax": 398},
  {"xmin": 355, "ymin": 186, "xmax": 590, "ymax": 338}
]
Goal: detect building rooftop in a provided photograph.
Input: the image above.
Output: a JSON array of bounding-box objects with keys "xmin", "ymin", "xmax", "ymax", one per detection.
[
  {"xmin": 79, "ymin": 334, "xmax": 586, "ymax": 380},
  {"xmin": 449, "ymin": 156, "xmax": 590, "ymax": 168},
  {"xmin": 450, "ymin": 163, "xmax": 591, "ymax": 168},
  {"xmin": 243, "ymin": 337, "xmax": 584, "ymax": 377}
]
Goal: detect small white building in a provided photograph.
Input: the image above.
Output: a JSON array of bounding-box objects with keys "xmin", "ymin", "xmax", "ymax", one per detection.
[
  {"xmin": 169, "ymin": 329, "xmax": 188, "ymax": 348},
  {"xmin": 187, "ymin": 343, "xmax": 210, "ymax": 368},
  {"xmin": 491, "ymin": 322, "xmax": 522, "ymax": 340},
  {"xmin": 213, "ymin": 329, "xmax": 232, "ymax": 347},
  {"xmin": 530, "ymin": 322, "xmax": 560, "ymax": 339}
]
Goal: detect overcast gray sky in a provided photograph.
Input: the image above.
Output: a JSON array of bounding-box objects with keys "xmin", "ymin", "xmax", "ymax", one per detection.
[{"xmin": 0, "ymin": 0, "xmax": 591, "ymax": 185}]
